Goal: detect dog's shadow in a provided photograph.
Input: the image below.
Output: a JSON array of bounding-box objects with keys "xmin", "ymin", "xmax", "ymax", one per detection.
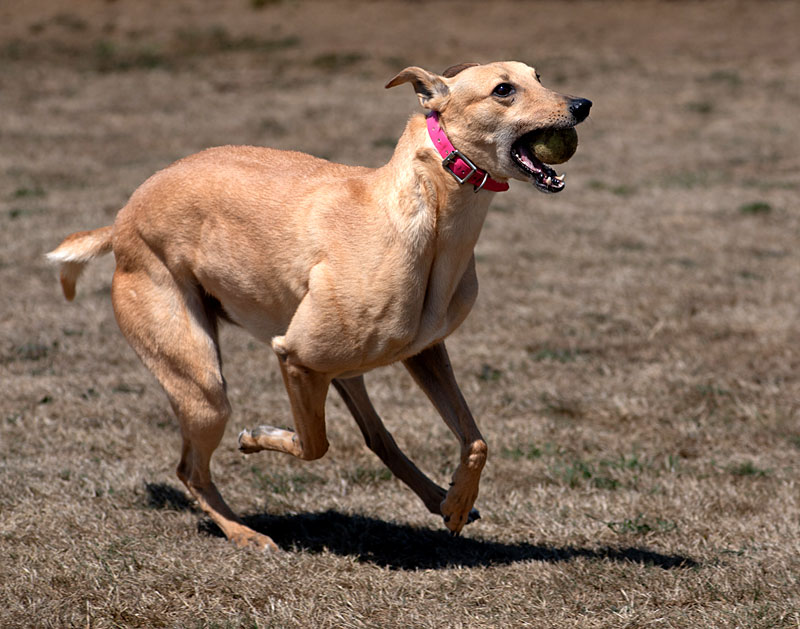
[{"xmin": 146, "ymin": 483, "xmax": 698, "ymax": 571}]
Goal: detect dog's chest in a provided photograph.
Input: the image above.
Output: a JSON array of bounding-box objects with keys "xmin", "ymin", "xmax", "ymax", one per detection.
[{"xmin": 384, "ymin": 197, "xmax": 487, "ymax": 361}]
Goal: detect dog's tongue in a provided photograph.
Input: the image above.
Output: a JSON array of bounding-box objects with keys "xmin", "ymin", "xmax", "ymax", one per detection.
[
  {"xmin": 515, "ymin": 142, "xmax": 541, "ymax": 171},
  {"xmin": 513, "ymin": 142, "xmax": 565, "ymax": 193}
]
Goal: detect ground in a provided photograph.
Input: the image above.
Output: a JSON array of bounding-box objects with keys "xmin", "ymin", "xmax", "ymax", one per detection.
[{"xmin": 1, "ymin": 1, "xmax": 799, "ymax": 627}]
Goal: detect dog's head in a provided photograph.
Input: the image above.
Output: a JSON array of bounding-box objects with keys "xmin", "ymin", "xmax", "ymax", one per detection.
[{"xmin": 386, "ymin": 61, "xmax": 591, "ymax": 193}]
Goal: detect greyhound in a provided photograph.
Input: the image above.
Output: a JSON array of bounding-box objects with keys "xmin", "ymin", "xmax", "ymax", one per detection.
[{"xmin": 47, "ymin": 61, "xmax": 590, "ymax": 550}]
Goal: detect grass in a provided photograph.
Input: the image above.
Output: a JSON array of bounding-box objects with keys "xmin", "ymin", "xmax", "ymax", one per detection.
[
  {"xmin": 727, "ymin": 461, "xmax": 771, "ymax": 477},
  {"xmin": 371, "ymin": 137, "xmax": 397, "ymax": 150},
  {"xmin": 501, "ymin": 442, "xmax": 548, "ymax": 461},
  {"xmin": 478, "ymin": 363, "xmax": 503, "ymax": 381},
  {"xmin": 11, "ymin": 185, "xmax": 46, "ymax": 199},
  {"xmin": 685, "ymin": 101, "xmax": 714, "ymax": 114},
  {"xmin": 739, "ymin": 201, "xmax": 772, "ymax": 215},
  {"xmin": 250, "ymin": 466, "xmax": 325, "ymax": 496},
  {"xmin": 704, "ymin": 69, "xmax": 743, "ymax": 87},
  {"xmin": 603, "ymin": 514, "xmax": 678, "ymax": 536},
  {"xmin": 547, "ymin": 453, "xmax": 652, "ymax": 490},
  {"xmin": 2, "ymin": 0, "xmax": 800, "ymax": 627},
  {"xmin": 311, "ymin": 52, "xmax": 365, "ymax": 71},
  {"xmin": 93, "ymin": 39, "xmax": 166, "ymax": 72},
  {"xmin": 586, "ymin": 179, "xmax": 637, "ymax": 196},
  {"xmin": 4, "ymin": 341, "xmax": 56, "ymax": 362},
  {"xmin": 6, "ymin": 16, "xmax": 302, "ymax": 72},
  {"xmin": 528, "ymin": 345, "xmax": 589, "ymax": 363},
  {"xmin": 251, "ymin": 0, "xmax": 285, "ymax": 7},
  {"xmin": 93, "ymin": 30, "xmax": 303, "ymax": 72},
  {"xmin": 173, "ymin": 27, "xmax": 300, "ymax": 56}
]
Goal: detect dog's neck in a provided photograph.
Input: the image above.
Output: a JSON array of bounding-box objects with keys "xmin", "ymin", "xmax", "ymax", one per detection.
[
  {"xmin": 357, "ymin": 114, "xmax": 496, "ymax": 357},
  {"xmin": 383, "ymin": 114, "xmax": 498, "ymax": 225},
  {"xmin": 425, "ymin": 112, "xmax": 509, "ymax": 193},
  {"xmin": 379, "ymin": 115, "xmax": 499, "ymax": 276}
]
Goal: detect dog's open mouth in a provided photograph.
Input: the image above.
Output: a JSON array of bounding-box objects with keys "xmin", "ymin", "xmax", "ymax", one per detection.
[{"xmin": 511, "ymin": 130, "xmax": 568, "ymax": 194}]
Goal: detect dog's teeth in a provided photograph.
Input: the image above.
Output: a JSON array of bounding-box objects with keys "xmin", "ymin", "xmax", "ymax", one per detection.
[{"xmin": 557, "ymin": 173, "xmax": 566, "ymax": 181}]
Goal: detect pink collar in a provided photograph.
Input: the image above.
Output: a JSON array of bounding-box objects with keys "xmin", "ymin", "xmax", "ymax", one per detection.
[{"xmin": 426, "ymin": 112, "xmax": 509, "ymax": 193}]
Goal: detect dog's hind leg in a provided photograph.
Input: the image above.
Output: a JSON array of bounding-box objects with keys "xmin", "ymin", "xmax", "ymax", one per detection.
[
  {"xmin": 332, "ymin": 375, "xmax": 479, "ymax": 522},
  {"xmin": 111, "ymin": 262, "xmax": 278, "ymax": 551},
  {"xmin": 403, "ymin": 341, "xmax": 487, "ymax": 535}
]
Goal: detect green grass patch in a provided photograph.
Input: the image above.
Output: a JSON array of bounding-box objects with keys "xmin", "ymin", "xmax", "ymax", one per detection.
[
  {"xmin": 502, "ymin": 444, "xmax": 542, "ymax": 461},
  {"xmin": 668, "ymin": 257, "xmax": 699, "ymax": 269},
  {"xmin": 1, "ymin": 39, "xmax": 25, "ymax": 61},
  {"xmin": 12, "ymin": 185, "xmax": 46, "ymax": 199},
  {"xmin": 501, "ymin": 441, "xmax": 566, "ymax": 462},
  {"xmin": 605, "ymin": 513, "xmax": 677, "ymax": 536},
  {"xmin": 8, "ymin": 207, "xmax": 46, "ymax": 219},
  {"xmin": 727, "ymin": 461, "xmax": 770, "ymax": 477},
  {"xmin": 540, "ymin": 393, "xmax": 583, "ymax": 419},
  {"xmin": 52, "ymin": 12, "xmax": 89, "ymax": 32},
  {"xmin": 685, "ymin": 101, "xmax": 713, "ymax": 114},
  {"xmin": 111, "ymin": 383, "xmax": 145, "ymax": 395},
  {"xmin": 260, "ymin": 117, "xmax": 289, "ymax": 137},
  {"xmin": 174, "ymin": 27, "xmax": 299, "ymax": 55},
  {"xmin": 666, "ymin": 170, "xmax": 713, "ymax": 190},
  {"xmin": 704, "ymin": 69, "xmax": 742, "ymax": 87},
  {"xmin": 738, "ymin": 201, "xmax": 772, "ymax": 215},
  {"xmin": 544, "ymin": 451, "xmax": 653, "ymax": 490},
  {"xmin": 92, "ymin": 29, "xmax": 301, "ymax": 73},
  {"xmin": 587, "ymin": 179, "xmax": 636, "ymax": 196},
  {"xmin": 528, "ymin": 346, "xmax": 588, "ymax": 363},
  {"xmin": 737, "ymin": 269, "xmax": 763, "ymax": 280},
  {"xmin": 477, "ymin": 363, "xmax": 502, "ymax": 382},
  {"xmin": 371, "ymin": 137, "xmax": 397, "ymax": 150},
  {"xmin": 602, "ymin": 453, "xmax": 646, "ymax": 472},
  {"xmin": 6, "ymin": 341, "xmax": 54, "ymax": 362},
  {"xmin": 93, "ymin": 40, "xmax": 166, "ymax": 72},
  {"xmin": 250, "ymin": 466, "xmax": 324, "ymax": 495},
  {"xmin": 696, "ymin": 383, "xmax": 731, "ymax": 398},
  {"xmin": 550, "ymin": 459, "xmax": 619, "ymax": 490},
  {"xmin": 344, "ymin": 466, "xmax": 393, "ymax": 485},
  {"xmin": 311, "ymin": 52, "xmax": 365, "ymax": 71}
]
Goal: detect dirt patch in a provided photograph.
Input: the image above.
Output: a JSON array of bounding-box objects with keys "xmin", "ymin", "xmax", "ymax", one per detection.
[{"xmin": 2, "ymin": 1, "xmax": 799, "ymax": 627}]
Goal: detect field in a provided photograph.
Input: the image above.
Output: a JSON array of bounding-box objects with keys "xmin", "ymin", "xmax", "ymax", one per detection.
[{"xmin": 2, "ymin": 1, "xmax": 799, "ymax": 626}]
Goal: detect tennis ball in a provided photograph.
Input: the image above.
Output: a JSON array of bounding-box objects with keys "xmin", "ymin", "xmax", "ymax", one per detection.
[{"xmin": 528, "ymin": 127, "xmax": 578, "ymax": 164}]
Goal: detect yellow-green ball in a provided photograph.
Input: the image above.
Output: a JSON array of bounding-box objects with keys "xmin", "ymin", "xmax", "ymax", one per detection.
[{"xmin": 528, "ymin": 127, "xmax": 578, "ymax": 164}]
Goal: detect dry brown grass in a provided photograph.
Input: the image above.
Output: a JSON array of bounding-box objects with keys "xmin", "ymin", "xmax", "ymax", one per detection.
[{"xmin": 2, "ymin": 1, "xmax": 799, "ymax": 627}]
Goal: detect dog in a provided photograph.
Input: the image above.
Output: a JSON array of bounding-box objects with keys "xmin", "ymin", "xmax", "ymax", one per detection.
[{"xmin": 47, "ymin": 61, "xmax": 590, "ymax": 551}]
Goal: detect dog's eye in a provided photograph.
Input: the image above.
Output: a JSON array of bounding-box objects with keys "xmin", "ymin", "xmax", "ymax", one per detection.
[{"xmin": 492, "ymin": 83, "xmax": 515, "ymax": 97}]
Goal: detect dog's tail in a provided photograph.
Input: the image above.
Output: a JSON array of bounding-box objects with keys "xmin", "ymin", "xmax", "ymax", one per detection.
[{"xmin": 46, "ymin": 225, "xmax": 114, "ymax": 301}]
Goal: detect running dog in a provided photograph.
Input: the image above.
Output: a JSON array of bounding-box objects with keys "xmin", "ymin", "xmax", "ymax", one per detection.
[{"xmin": 47, "ymin": 61, "xmax": 591, "ymax": 550}]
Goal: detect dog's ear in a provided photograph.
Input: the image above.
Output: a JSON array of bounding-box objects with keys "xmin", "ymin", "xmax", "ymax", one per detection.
[
  {"xmin": 441, "ymin": 62, "xmax": 480, "ymax": 78},
  {"xmin": 385, "ymin": 66, "xmax": 450, "ymax": 111}
]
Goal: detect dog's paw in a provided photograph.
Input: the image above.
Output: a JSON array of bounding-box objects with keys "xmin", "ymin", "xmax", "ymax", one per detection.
[
  {"xmin": 237, "ymin": 428, "xmax": 261, "ymax": 454},
  {"xmin": 228, "ymin": 527, "xmax": 280, "ymax": 552},
  {"xmin": 445, "ymin": 507, "xmax": 480, "ymax": 528},
  {"xmin": 440, "ymin": 489, "xmax": 479, "ymax": 534}
]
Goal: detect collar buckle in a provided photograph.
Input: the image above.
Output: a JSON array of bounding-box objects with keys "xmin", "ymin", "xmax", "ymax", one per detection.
[{"xmin": 441, "ymin": 149, "xmax": 478, "ymax": 186}]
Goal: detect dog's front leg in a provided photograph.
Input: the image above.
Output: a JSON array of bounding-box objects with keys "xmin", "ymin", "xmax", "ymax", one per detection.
[
  {"xmin": 402, "ymin": 342, "xmax": 487, "ymax": 534},
  {"xmin": 238, "ymin": 336, "xmax": 331, "ymax": 461},
  {"xmin": 333, "ymin": 375, "xmax": 467, "ymax": 519}
]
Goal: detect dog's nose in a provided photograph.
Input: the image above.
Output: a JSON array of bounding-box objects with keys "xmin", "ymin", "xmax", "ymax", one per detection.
[{"xmin": 569, "ymin": 98, "xmax": 592, "ymax": 123}]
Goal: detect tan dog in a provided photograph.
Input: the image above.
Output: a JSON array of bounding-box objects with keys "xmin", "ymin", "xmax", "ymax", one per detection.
[{"xmin": 47, "ymin": 61, "xmax": 590, "ymax": 551}]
